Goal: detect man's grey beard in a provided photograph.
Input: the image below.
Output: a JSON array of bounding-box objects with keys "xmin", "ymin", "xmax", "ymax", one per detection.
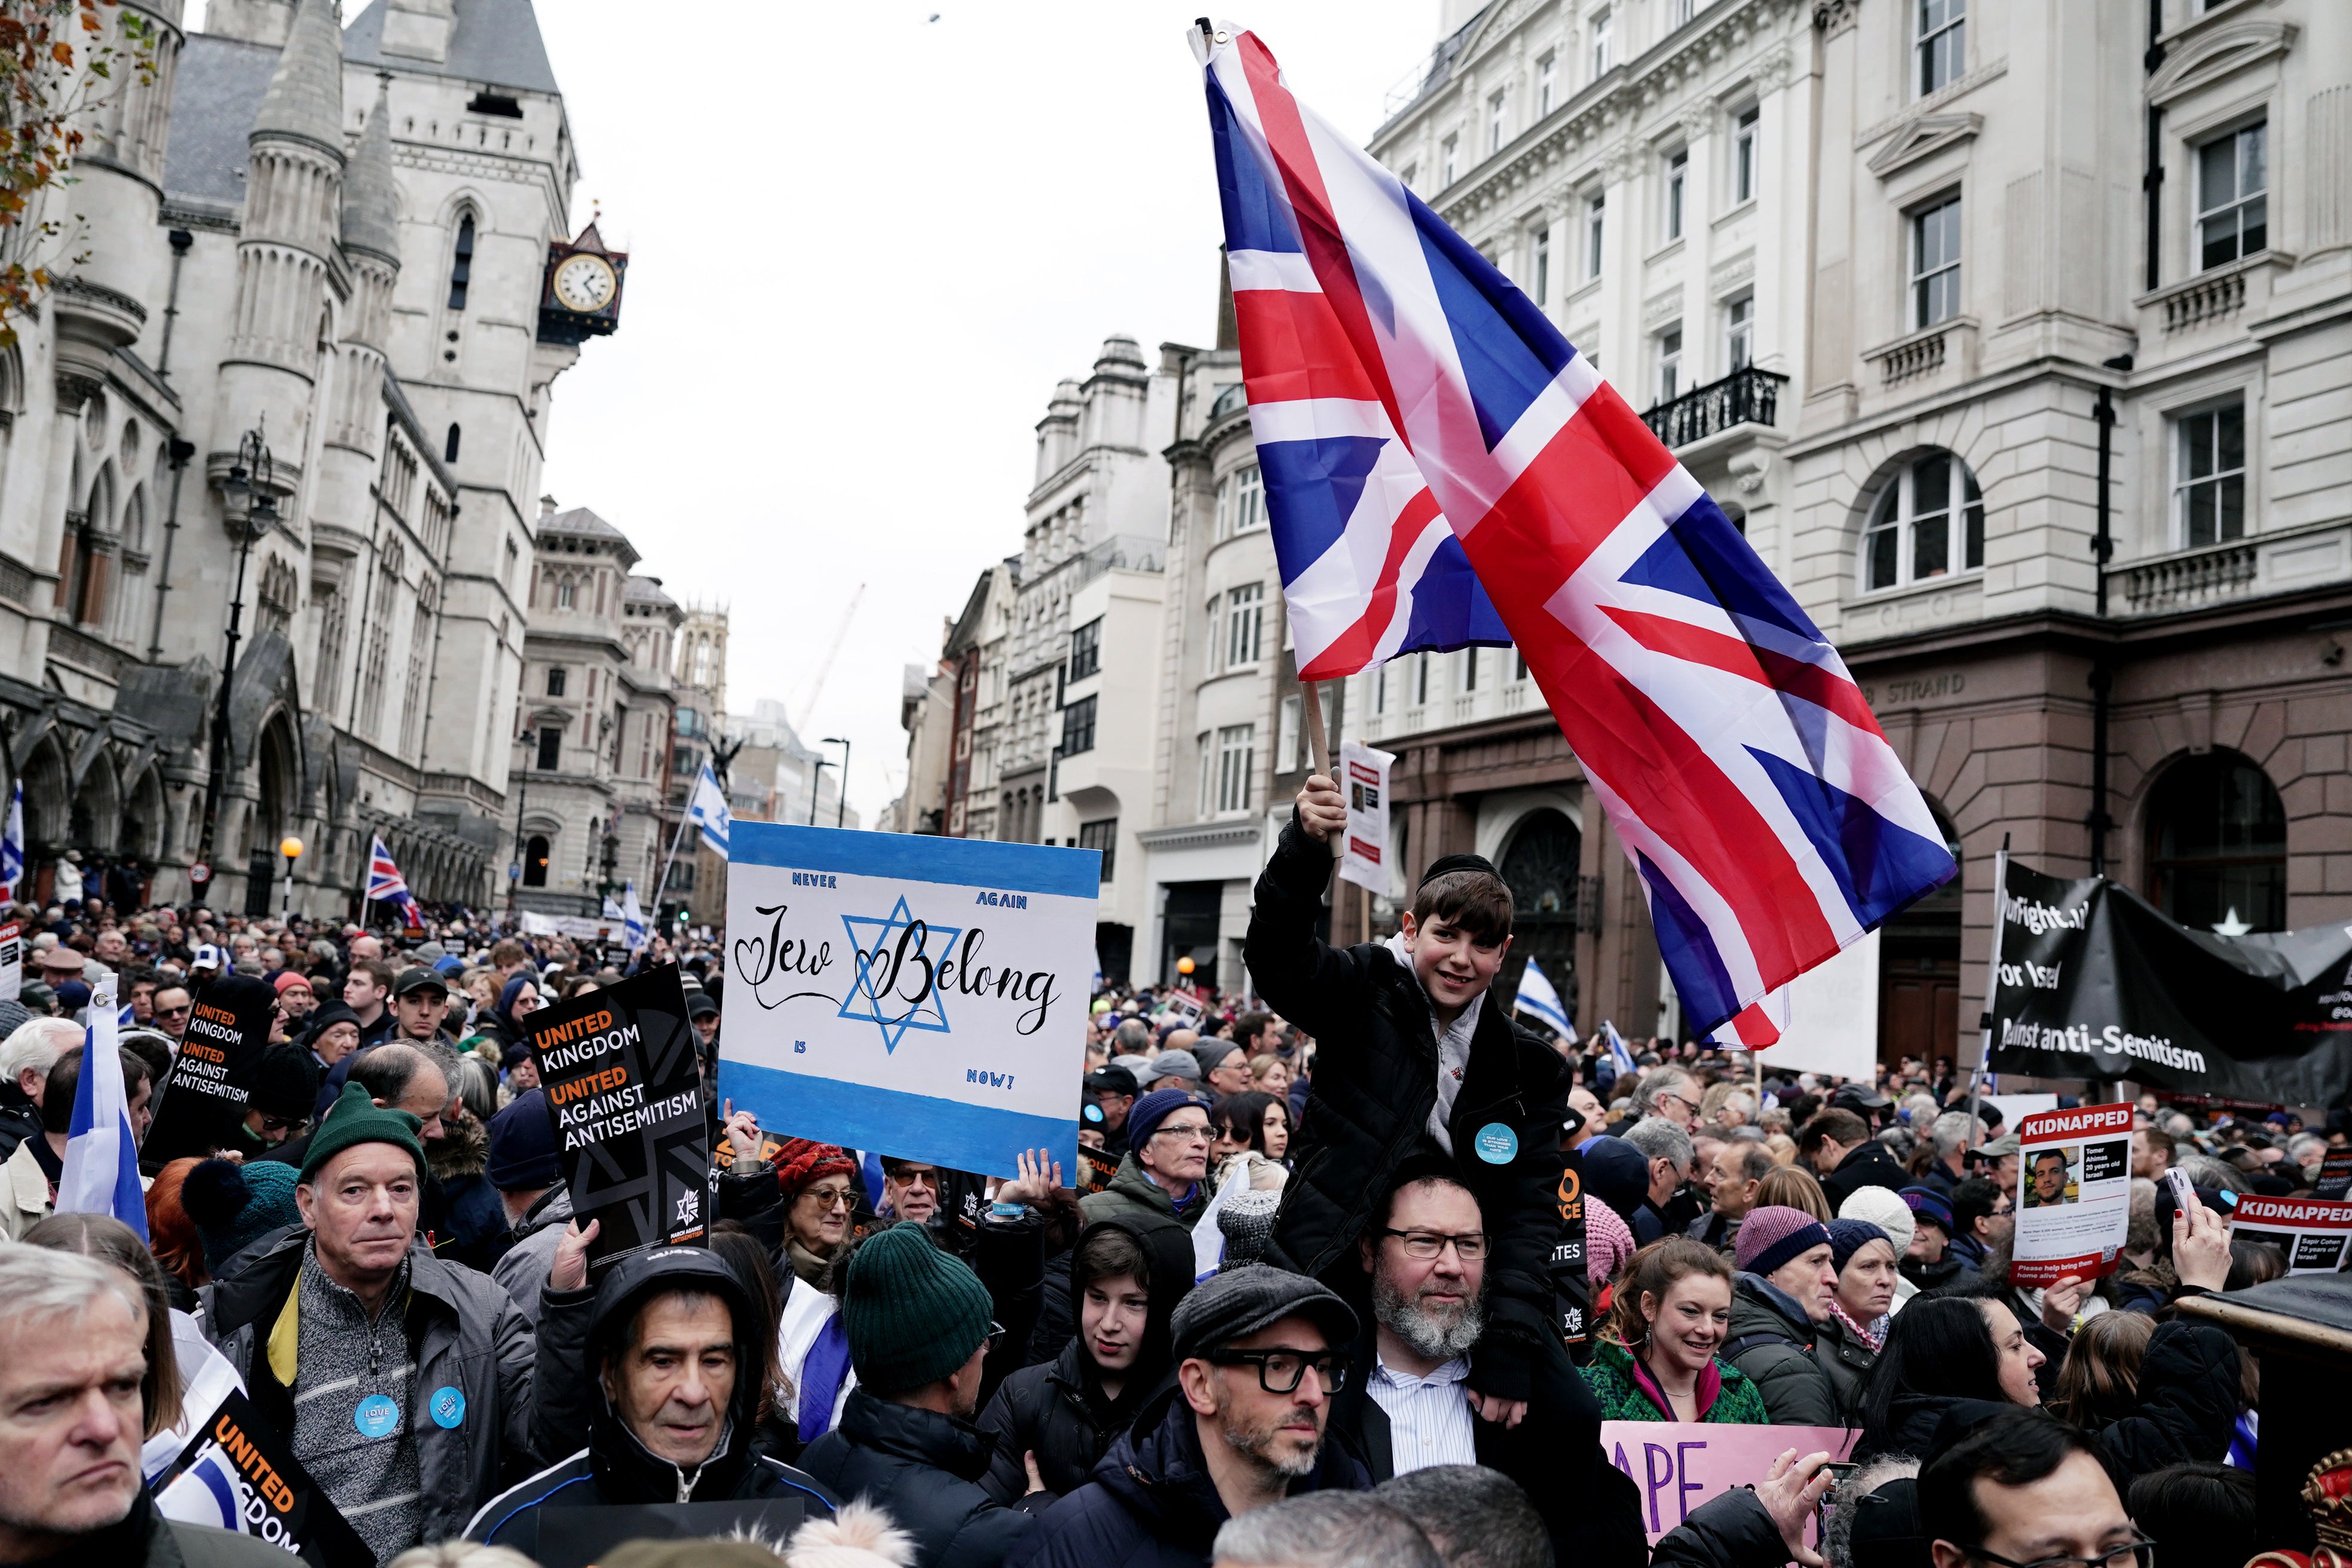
[
  {"xmin": 1372, "ymin": 1267, "xmax": 1487, "ymax": 1361},
  {"xmin": 1218, "ymin": 1400, "xmax": 1321, "ymax": 1478}
]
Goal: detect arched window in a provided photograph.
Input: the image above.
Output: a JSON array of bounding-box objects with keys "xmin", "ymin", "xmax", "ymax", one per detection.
[
  {"xmin": 556, "ymin": 576, "xmax": 575, "ymax": 609},
  {"xmin": 1860, "ymin": 451, "xmax": 1983, "ymax": 591},
  {"xmin": 445, "ymin": 422, "xmax": 461, "ymax": 463},
  {"xmin": 2145, "ymin": 750, "xmax": 2285, "ymax": 933},
  {"xmin": 448, "ymin": 214, "xmax": 475, "ymax": 310},
  {"xmin": 523, "ymin": 832, "xmax": 550, "ymax": 887}
]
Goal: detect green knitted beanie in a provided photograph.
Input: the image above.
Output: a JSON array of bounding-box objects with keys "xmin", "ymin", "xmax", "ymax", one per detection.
[
  {"xmin": 840, "ymin": 1222, "xmax": 994, "ymax": 1394},
  {"xmin": 299, "ymin": 1080, "xmax": 427, "ymax": 1185}
]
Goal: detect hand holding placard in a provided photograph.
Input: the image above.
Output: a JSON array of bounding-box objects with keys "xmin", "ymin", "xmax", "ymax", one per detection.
[
  {"xmin": 2173, "ymin": 1192, "xmax": 2232, "ymax": 1291},
  {"xmin": 1757, "ymin": 1449, "xmax": 1838, "ymax": 1568}
]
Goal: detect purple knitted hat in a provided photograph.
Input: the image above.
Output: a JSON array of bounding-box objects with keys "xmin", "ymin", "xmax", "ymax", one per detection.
[
  {"xmin": 1585, "ymin": 1195, "xmax": 1637, "ymax": 1284},
  {"xmin": 1736, "ymin": 1204, "xmax": 1832, "ymax": 1277}
]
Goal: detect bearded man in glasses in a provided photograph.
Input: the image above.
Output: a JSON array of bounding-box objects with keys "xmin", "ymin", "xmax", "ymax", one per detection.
[
  {"xmin": 1319, "ymin": 1162, "xmax": 1630, "ymax": 1568},
  {"xmin": 1012, "ymin": 1266, "xmax": 1368, "ymax": 1568}
]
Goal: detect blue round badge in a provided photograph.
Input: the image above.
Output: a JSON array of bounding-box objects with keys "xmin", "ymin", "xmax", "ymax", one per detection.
[
  {"xmin": 429, "ymin": 1386, "xmax": 466, "ymax": 1429},
  {"xmin": 1474, "ymin": 1123, "xmax": 1519, "ymax": 1164},
  {"xmin": 354, "ymin": 1394, "xmax": 400, "ymax": 1440}
]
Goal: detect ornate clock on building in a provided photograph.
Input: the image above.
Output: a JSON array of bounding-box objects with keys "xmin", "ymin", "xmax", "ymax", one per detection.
[{"xmin": 537, "ymin": 219, "xmax": 628, "ymax": 346}]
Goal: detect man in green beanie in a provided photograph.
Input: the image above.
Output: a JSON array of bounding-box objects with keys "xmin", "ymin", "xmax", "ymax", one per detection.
[
  {"xmin": 197, "ymin": 1082, "xmax": 565, "ymax": 1561},
  {"xmin": 800, "ymin": 1223, "xmax": 1038, "ymax": 1568}
]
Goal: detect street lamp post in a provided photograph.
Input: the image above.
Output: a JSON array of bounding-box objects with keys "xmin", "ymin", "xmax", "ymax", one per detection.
[
  {"xmin": 279, "ymin": 835, "xmax": 302, "ymax": 924},
  {"xmin": 821, "ymin": 737, "xmax": 851, "ymax": 828},
  {"xmin": 197, "ymin": 427, "xmax": 277, "ymax": 902},
  {"xmin": 808, "ymin": 758, "xmax": 831, "ymax": 825}
]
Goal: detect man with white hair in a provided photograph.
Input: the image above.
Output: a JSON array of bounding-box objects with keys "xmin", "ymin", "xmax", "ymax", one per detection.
[
  {"xmin": 1918, "ymin": 1111, "xmax": 1985, "ymax": 1200},
  {"xmin": 0, "ymin": 1018, "xmax": 84, "ymax": 1165},
  {"xmin": 0, "ymin": 1243, "xmax": 284, "ymax": 1565}
]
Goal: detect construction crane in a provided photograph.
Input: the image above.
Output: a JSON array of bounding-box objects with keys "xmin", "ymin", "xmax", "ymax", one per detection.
[{"xmin": 791, "ymin": 583, "xmax": 864, "ymax": 734}]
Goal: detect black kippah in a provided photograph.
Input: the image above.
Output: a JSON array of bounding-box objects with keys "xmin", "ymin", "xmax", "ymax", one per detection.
[{"xmin": 1417, "ymin": 853, "xmax": 1502, "ymax": 889}]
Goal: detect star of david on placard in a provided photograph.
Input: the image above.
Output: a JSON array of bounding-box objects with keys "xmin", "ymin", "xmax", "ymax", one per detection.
[{"xmin": 840, "ymin": 896, "xmax": 961, "ymax": 1053}]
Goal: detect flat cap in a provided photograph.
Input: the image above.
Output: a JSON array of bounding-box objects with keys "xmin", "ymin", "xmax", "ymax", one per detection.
[
  {"xmin": 1146, "ymin": 1049, "xmax": 1202, "ymax": 1085},
  {"xmin": 1170, "ymin": 1263, "xmax": 1358, "ymax": 1361},
  {"xmin": 1976, "ymin": 1132, "xmax": 2023, "ymax": 1159}
]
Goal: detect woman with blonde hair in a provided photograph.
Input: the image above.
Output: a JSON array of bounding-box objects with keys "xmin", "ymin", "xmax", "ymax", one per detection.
[
  {"xmin": 1581, "ymin": 1236, "xmax": 1768, "ymax": 1422},
  {"xmin": 1754, "ymin": 1163, "xmax": 1833, "ymax": 1222}
]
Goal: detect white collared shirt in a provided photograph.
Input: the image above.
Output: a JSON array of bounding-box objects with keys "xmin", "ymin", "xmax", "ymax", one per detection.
[{"xmin": 1367, "ymin": 1352, "xmax": 1477, "ymax": 1475}]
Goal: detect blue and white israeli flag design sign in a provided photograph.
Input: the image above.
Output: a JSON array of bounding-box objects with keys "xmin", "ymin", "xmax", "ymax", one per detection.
[{"xmin": 719, "ymin": 823, "xmax": 1100, "ymax": 1178}]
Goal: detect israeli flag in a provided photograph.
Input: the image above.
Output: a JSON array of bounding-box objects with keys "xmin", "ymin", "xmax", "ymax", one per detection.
[
  {"xmin": 687, "ymin": 762, "xmax": 733, "ymax": 855},
  {"xmin": 602, "ymin": 892, "xmax": 625, "ymax": 920},
  {"xmin": 57, "ymin": 979, "xmax": 148, "ymax": 1241},
  {"xmin": 1512, "ymin": 957, "xmax": 1573, "ymax": 1040},
  {"xmin": 1603, "ymin": 1019, "xmax": 1639, "ymax": 1079},
  {"xmin": 0, "ymin": 780, "xmax": 20, "ymax": 899},
  {"xmin": 622, "ymin": 881, "xmax": 647, "ymax": 951}
]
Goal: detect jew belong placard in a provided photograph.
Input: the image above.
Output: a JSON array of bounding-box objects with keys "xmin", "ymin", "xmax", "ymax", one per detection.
[{"xmin": 719, "ymin": 824, "xmax": 1099, "ymax": 1178}]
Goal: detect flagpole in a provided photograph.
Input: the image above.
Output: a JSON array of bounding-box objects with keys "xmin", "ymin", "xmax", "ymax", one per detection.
[
  {"xmin": 1966, "ymin": 833, "xmax": 2011, "ymax": 1137},
  {"xmin": 646, "ymin": 804, "xmax": 693, "ymax": 955}
]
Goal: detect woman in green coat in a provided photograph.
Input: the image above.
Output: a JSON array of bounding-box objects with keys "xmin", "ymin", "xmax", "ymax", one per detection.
[{"xmin": 1582, "ymin": 1236, "xmax": 1771, "ymax": 1423}]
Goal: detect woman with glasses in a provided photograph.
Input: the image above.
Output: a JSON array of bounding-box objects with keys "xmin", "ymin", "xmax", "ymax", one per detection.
[
  {"xmin": 765, "ymin": 1138, "xmax": 860, "ymax": 1287},
  {"xmin": 1209, "ymin": 1090, "xmax": 1291, "ymax": 1168},
  {"xmin": 1582, "ymin": 1236, "xmax": 1768, "ymax": 1423}
]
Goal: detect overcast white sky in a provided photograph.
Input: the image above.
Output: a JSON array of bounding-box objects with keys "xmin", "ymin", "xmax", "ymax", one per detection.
[{"xmin": 517, "ymin": 2, "xmax": 1440, "ymax": 823}]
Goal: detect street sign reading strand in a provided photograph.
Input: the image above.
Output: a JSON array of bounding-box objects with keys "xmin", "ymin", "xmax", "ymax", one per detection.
[
  {"xmin": 719, "ymin": 823, "xmax": 1100, "ymax": 1178},
  {"xmin": 525, "ymin": 964, "xmax": 711, "ymax": 1279},
  {"xmin": 142, "ymin": 972, "xmax": 275, "ymax": 1169},
  {"xmin": 2011, "ymin": 1103, "xmax": 2134, "ymax": 1286}
]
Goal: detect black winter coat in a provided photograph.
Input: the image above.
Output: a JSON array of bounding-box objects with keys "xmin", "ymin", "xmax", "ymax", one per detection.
[
  {"xmin": 1650, "ymin": 1486, "xmax": 1792, "ymax": 1568},
  {"xmin": 1822, "ymin": 1140, "xmax": 1914, "ymax": 1209},
  {"xmin": 1856, "ymin": 1320, "xmax": 2240, "ymax": 1494},
  {"xmin": 1245, "ymin": 812, "xmax": 1570, "ymax": 1401},
  {"xmin": 978, "ymin": 1213, "xmax": 1195, "ymax": 1503},
  {"xmin": 1325, "ymin": 1328, "xmax": 1644, "ymax": 1568},
  {"xmin": 1004, "ymin": 1382, "xmax": 1369, "ymax": 1568},
  {"xmin": 801, "ymin": 1390, "xmax": 1037, "ymax": 1568},
  {"xmin": 1723, "ymin": 1273, "xmax": 1870, "ymax": 1426},
  {"xmin": 467, "ymin": 1247, "xmax": 837, "ymax": 1554}
]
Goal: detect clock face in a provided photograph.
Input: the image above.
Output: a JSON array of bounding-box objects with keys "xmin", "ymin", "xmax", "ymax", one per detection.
[{"xmin": 552, "ymin": 252, "xmax": 617, "ymax": 312}]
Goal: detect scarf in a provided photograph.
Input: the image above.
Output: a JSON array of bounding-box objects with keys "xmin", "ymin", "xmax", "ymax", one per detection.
[
  {"xmin": 787, "ymin": 1240, "xmax": 833, "ymax": 1288},
  {"xmin": 1830, "ymin": 1300, "xmax": 1884, "ymax": 1352}
]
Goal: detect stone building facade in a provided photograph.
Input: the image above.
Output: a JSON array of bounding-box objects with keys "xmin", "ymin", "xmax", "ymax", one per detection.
[{"xmin": 0, "ymin": 0, "xmax": 616, "ymax": 919}]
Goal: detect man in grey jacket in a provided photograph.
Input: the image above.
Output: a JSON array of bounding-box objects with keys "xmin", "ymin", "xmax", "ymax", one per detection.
[{"xmin": 198, "ymin": 1082, "xmax": 561, "ymax": 1559}]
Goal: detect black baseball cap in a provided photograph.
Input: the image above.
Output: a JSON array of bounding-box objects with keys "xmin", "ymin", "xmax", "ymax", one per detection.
[
  {"xmin": 685, "ymin": 993, "xmax": 718, "ymax": 1019},
  {"xmin": 392, "ymin": 966, "xmax": 450, "ymax": 999},
  {"xmin": 1086, "ymin": 1065, "xmax": 1140, "ymax": 1097}
]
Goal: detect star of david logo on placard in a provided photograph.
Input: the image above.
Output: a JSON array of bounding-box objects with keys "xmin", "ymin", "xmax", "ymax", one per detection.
[{"xmin": 840, "ymin": 896, "xmax": 961, "ymax": 1054}]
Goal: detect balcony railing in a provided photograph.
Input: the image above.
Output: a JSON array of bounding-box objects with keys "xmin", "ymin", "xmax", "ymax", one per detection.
[{"xmin": 1640, "ymin": 366, "xmax": 1788, "ymax": 450}]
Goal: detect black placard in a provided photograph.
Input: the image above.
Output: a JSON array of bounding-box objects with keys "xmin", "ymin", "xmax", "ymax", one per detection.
[
  {"xmin": 2318, "ymin": 1149, "xmax": 2352, "ymax": 1202},
  {"xmin": 1986, "ymin": 857, "xmax": 2352, "ymax": 1107},
  {"xmin": 527, "ymin": 964, "xmax": 712, "ymax": 1277},
  {"xmin": 152, "ymin": 1390, "xmax": 374, "ymax": 1568},
  {"xmin": 143, "ymin": 973, "xmax": 277, "ymax": 1169}
]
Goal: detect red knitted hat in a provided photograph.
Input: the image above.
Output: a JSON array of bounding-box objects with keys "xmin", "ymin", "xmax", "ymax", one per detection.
[{"xmin": 769, "ymin": 1137, "xmax": 856, "ymax": 1202}]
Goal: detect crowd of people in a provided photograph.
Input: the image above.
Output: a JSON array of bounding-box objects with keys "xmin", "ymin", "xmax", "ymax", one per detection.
[{"xmin": 0, "ymin": 766, "xmax": 2335, "ymax": 1568}]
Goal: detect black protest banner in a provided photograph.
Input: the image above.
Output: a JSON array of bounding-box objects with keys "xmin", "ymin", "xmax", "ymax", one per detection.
[
  {"xmin": 1986, "ymin": 857, "xmax": 2352, "ymax": 1108},
  {"xmin": 152, "ymin": 1390, "xmax": 373, "ymax": 1567},
  {"xmin": 143, "ymin": 973, "xmax": 276, "ymax": 1169},
  {"xmin": 528, "ymin": 964, "xmax": 711, "ymax": 1278}
]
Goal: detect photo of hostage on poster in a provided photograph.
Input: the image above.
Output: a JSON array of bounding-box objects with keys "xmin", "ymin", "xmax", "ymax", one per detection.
[
  {"xmin": 2010, "ymin": 1103, "xmax": 2133, "ymax": 1286},
  {"xmin": 2228, "ymin": 1195, "xmax": 2352, "ymax": 1275},
  {"xmin": 718, "ymin": 822, "xmax": 1100, "ymax": 1179},
  {"xmin": 525, "ymin": 964, "xmax": 712, "ymax": 1279}
]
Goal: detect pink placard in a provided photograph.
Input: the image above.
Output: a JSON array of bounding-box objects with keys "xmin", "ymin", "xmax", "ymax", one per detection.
[{"xmin": 1603, "ymin": 1422, "xmax": 1859, "ymax": 1544}]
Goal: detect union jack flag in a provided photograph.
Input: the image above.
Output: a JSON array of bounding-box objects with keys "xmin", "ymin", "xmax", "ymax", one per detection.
[
  {"xmin": 1199, "ymin": 26, "xmax": 1956, "ymax": 1036},
  {"xmin": 368, "ymin": 835, "xmax": 421, "ymax": 925}
]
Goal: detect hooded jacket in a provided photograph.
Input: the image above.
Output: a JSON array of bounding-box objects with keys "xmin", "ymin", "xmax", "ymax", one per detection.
[
  {"xmin": 464, "ymin": 1245, "xmax": 837, "ymax": 1554},
  {"xmin": 976, "ymin": 1214, "xmax": 1196, "ymax": 1503},
  {"xmin": 195, "ymin": 1230, "xmax": 537, "ymax": 1548},
  {"xmin": 1005, "ymin": 1379, "xmax": 1370, "ymax": 1568},
  {"xmin": 1243, "ymin": 813, "xmax": 1571, "ymax": 1404}
]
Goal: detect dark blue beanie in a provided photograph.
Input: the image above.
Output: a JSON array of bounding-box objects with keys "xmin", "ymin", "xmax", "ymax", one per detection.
[
  {"xmin": 1125, "ymin": 1086, "xmax": 1208, "ymax": 1151},
  {"xmin": 486, "ymin": 1088, "xmax": 561, "ymax": 1192}
]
